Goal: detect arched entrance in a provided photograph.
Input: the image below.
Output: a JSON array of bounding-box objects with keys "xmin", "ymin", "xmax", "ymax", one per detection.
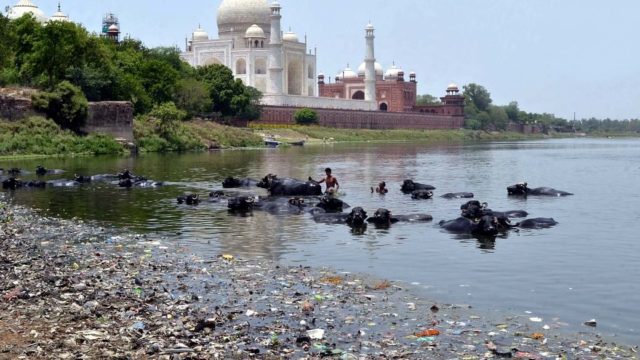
[
  {"xmin": 379, "ymin": 103, "xmax": 388, "ymax": 111},
  {"xmin": 287, "ymin": 60, "xmax": 302, "ymax": 95},
  {"xmin": 352, "ymin": 91, "xmax": 365, "ymax": 100}
]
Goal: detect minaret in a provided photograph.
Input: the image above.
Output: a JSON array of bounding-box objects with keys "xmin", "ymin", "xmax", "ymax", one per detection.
[
  {"xmin": 364, "ymin": 23, "xmax": 376, "ymax": 102},
  {"xmin": 267, "ymin": 1, "xmax": 284, "ymax": 95}
]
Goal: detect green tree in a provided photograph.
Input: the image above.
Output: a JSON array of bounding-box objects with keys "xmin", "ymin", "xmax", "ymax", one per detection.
[
  {"xmin": 504, "ymin": 101, "xmax": 521, "ymax": 123},
  {"xmin": 25, "ymin": 20, "xmax": 88, "ymax": 87},
  {"xmin": 150, "ymin": 102, "xmax": 186, "ymax": 138},
  {"xmin": 11, "ymin": 14, "xmax": 43, "ymax": 84},
  {"xmin": 294, "ymin": 108, "xmax": 318, "ymax": 125},
  {"xmin": 173, "ymin": 78, "xmax": 212, "ymax": 117},
  {"xmin": 139, "ymin": 59, "xmax": 179, "ymax": 104},
  {"xmin": 415, "ymin": 94, "xmax": 440, "ymax": 106},
  {"xmin": 463, "ymin": 83, "xmax": 492, "ymax": 112},
  {"xmin": 0, "ymin": 14, "xmax": 16, "ymax": 70},
  {"xmin": 233, "ymin": 86, "xmax": 262, "ymax": 120},
  {"xmin": 32, "ymin": 81, "xmax": 88, "ymax": 131},
  {"xmin": 488, "ymin": 105, "xmax": 509, "ymax": 130},
  {"xmin": 196, "ymin": 64, "xmax": 243, "ymax": 116}
]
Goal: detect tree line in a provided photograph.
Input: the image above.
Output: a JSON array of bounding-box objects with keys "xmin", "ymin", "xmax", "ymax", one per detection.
[
  {"xmin": 0, "ymin": 13, "xmax": 261, "ymax": 131},
  {"xmin": 418, "ymin": 83, "xmax": 638, "ymax": 133}
]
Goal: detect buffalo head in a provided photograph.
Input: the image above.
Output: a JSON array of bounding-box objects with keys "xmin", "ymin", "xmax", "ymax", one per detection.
[
  {"xmin": 222, "ymin": 177, "xmax": 241, "ymax": 188},
  {"xmin": 473, "ymin": 215, "xmax": 499, "ymax": 237},
  {"xmin": 346, "ymin": 207, "xmax": 368, "ymax": 227},
  {"xmin": 228, "ymin": 196, "xmax": 255, "ymax": 213},
  {"xmin": 507, "ymin": 182, "xmax": 529, "ymax": 196}
]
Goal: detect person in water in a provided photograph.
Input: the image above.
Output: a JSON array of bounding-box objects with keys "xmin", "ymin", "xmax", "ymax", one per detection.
[
  {"xmin": 371, "ymin": 181, "xmax": 388, "ymax": 194},
  {"xmin": 313, "ymin": 167, "xmax": 340, "ymax": 195}
]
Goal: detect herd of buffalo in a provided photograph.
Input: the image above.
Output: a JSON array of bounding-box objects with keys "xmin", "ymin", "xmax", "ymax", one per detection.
[{"xmin": 2, "ymin": 166, "xmax": 574, "ymax": 238}]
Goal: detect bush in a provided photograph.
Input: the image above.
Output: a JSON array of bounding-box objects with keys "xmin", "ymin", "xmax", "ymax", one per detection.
[
  {"xmin": 294, "ymin": 108, "xmax": 318, "ymax": 125},
  {"xmin": 31, "ymin": 81, "xmax": 88, "ymax": 131},
  {"xmin": 0, "ymin": 116, "xmax": 123, "ymax": 156}
]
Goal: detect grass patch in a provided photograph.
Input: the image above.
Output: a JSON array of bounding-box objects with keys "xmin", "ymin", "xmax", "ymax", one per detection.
[
  {"xmin": 134, "ymin": 117, "xmax": 263, "ymax": 153},
  {"xmin": 250, "ymin": 124, "xmax": 547, "ymax": 143},
  {"xmin": 0, "ymin": 116, "xmax": 125, "ymax": 157}
]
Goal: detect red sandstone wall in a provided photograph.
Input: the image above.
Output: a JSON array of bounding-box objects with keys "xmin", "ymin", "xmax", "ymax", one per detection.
[{"xmin": 259, "ymin": 106, "xmax": 464, "ymax": 130}]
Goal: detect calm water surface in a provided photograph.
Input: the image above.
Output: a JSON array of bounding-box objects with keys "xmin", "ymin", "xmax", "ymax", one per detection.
[{"xmin": 3, "ymin": 138, "xmax": 639, "ymax": 345}]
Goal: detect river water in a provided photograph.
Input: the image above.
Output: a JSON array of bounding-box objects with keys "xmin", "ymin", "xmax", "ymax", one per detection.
[{"xmin": 3, "ymin": 138, "xmax": 639, "ymax": 345}]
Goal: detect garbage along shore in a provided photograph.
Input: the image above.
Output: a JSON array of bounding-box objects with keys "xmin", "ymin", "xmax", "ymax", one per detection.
[{"xmin": 1, "ymin": 198, "xmax": 637, "ymax": 359}]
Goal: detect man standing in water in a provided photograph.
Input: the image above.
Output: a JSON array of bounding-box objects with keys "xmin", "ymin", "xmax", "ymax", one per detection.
[{"xmin": 312, "ymin": 168, "xmax": 340, "ymax": 195}]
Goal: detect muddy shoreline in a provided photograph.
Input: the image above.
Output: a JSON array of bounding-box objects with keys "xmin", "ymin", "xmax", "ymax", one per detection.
[{"xmin": 1, "ymin": 197, "xmax": 637, "ymax": 359}]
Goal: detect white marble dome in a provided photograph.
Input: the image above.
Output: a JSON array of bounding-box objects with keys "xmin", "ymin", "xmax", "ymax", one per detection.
[
  {"xmin": 49, "ymin": 11, "xmax": 69, "ymax": 22},
  {"xmin": 357, "ymin": 61, "xmax": 383, "ymax": 77},
  {"xmin": 385, "ymin": 64, "xmax": 403, "ymax": 80},
  {"xmin": 282, "ymin": 31, "xmax": 298, "ymax": 42},
  {"xmin": 337, "ymin": 67, "xmax": 357, "ymax": 80},
  {"xmin": 7, "ymin": 0, "xmax": 48, "ymax": 23},
  {"xmin": 245, "ymin": 24, "xmax": 266, "ymax": 38},
  {"xmin": 217, "ymin": 0, "xmax": 271, "ymax": 36},
  {"xmin": 193, "ymin": 26, "xmax": 209, "ymax": 41},
  {"xmin": 447, "ymin": 83, "xmax": 459, "ymax": 91}
]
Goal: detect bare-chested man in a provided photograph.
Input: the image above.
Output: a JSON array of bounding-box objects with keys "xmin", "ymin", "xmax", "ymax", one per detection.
[{"xmin": 314, "ymin": 167, "xmax": 339, "ymax": 195}]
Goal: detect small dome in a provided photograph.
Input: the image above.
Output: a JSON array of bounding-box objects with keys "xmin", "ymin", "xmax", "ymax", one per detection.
[
  {"xmin": 357, "ymin": 61, "xmax": 383, "ymax": 77},
  {"xmin": 192, "ymin": 26, "xmax": 209, "ymax": 41},
  {"xmin": 7, "ymin": 0, "xmax": 48, "ymax": 23},
  {"xmin": 49, "ymin": 11, "xmax": 69, "ymax": 22},
  {"xmin": 49, "ymin": 3, "xmax": 70, "ymax": 23},
  {"xmin": 338, "ymin": 67, "xmax": 357, "ymax": 79},
  {"xmin": 108, "ymin": 24, "xmax": 119, "ymax": 32},
  {"xmin": 365, "ymin": 23, "xmax": 374, "ymax": 30},
  {"xmin": 447, "ymin": 83, "xmax": 459, "ymax": 91},
  {"xmin": 282, "ymin": 31, "xmax": 299, "ymax": 42},
  {"xmin": 385, "ymin": 64, "xmax": 404, "ymax": 80},
  {"xmin": 245, "ymin": 24, "xmax": 265, "ymax": 38}
]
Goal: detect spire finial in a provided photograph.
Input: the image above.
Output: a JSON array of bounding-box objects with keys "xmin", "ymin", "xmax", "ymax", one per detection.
[{"xmin": 58, "ymin": 1, "xmax": 61, "ymax": 12}]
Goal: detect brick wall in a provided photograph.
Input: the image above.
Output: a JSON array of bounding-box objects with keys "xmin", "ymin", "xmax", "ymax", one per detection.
[{"xmin": 259, "ymin": 106, "xmax": 464, "ymax": 130}]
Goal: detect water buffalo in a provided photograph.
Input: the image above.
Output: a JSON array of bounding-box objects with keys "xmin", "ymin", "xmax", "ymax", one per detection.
[
  {"xmin": 315, "ymin": 196, "xmax": 349, "ymax": 213},
  {"xmin": 35, "ymin": 166, "xmax": 65, "ymax": 176},
  {"xmin": 119, "ymin": 178, "xmax": 163, "ymax": 188},
  {"xmin": 346, "ymin": 207, "xmax": 368, "ymax": 228},
  {"xmin": 507, "ymin": 183, "xmax": 573, "ymax": 197},
  {"xmin": 228, "ymin": 196, "xmax": 256, "ymax": 213},
  {"xmin": 517, "ymin": 218, "xmax": 559, "ymax": 229},
  {"xmin": 441, "ymin": 192, "xmax": 475, "ymax": 199},
  {"xmin": 255, "ymin": 197, "xmax": 309, "ymax": 214},
  {"xmin": 74, "ymin": 175, "xmax": 92, "ymax": 184},
  {"xmin": 177, "ymin": 194, "xmax": 200, "ymax": 205},
  {"xmin": 47, "ymin": 179, "xmax": 81, "ymax": 187},
  {"xmin": 312, "ymin": 207, "xmax": 367, "ymax": 229},
  {"xmin": 118, "ymin": 169, "xmax": 136, "ymax": 180},
  {"xmin": 257, "ymin": 174, "xmax": 322, "ymax": 196},
  {"xmin": 439, "ymin": 215, "xmax": 500, "ymax": 237},
  {"xmin": 2, "ymin": 177, "xmax": 22, "ymax": 190},
  {"xmin": 367, "ymin": 208, "xmax": 433, "ymax": 228},
  {"xmin": 401, "ymin": 180, "xmax": 436, "ymax": 194},
  {"xmin": 411, "ymin": 190, "xmax": 433, "ymax": 199},
  {"xmin": 222, "ymin": 177, "xmax": 258, "ymax": 188}
]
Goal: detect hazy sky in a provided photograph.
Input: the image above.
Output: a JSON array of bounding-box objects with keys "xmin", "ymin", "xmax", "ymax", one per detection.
[{"xmin": 5, "ymin": 0, "xmax": 639, "ymax": 119}]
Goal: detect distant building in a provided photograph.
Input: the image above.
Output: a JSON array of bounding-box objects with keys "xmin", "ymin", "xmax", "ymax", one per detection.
[{"xmin": 102, "ymin": 13, "xmax": 120, "ymax": 42}]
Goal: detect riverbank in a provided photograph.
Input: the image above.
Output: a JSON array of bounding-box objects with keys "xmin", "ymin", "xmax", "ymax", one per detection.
[
  {"xmin": 1, "ymin": 197, "xmax": 637, "ymax": 359},
  {"xmin": 250, "ymin": 124, "xmax": 552, "ymax": 145}
]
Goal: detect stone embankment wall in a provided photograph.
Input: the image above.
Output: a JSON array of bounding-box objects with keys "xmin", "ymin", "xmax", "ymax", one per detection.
[
  {"xmin": 1, "ymin": 88, "xmax": 134, "ymax": 141},
  {"xmin": 259, "ymin": 106, "xmax": 465, "ymax": 130},
  {"xmin": 83, "ymin": 102, "xmax": 134, "ymax": 141}
]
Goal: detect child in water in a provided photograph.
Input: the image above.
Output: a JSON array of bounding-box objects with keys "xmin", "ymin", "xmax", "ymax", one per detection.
[{"xmin": 371, "ymin": 181, "xmax": 388, "ymax": 194}]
